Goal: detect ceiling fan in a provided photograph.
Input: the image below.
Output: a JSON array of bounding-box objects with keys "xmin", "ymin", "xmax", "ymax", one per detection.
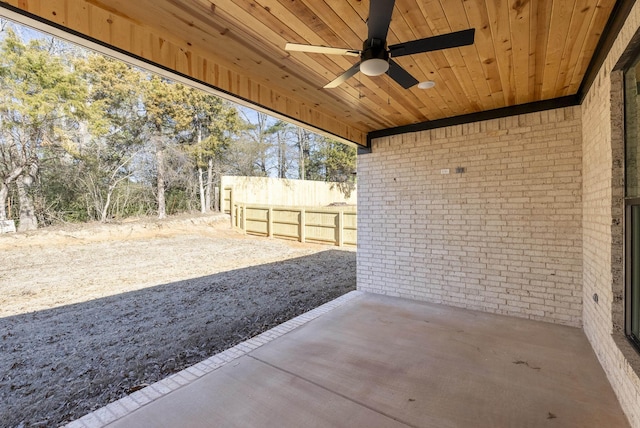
[{"xmin": 285, "ymin": 0, "xmax": 475, "ymax": 89}]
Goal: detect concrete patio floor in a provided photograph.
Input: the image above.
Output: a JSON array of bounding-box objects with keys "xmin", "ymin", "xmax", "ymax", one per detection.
[{"xmin": 76, "ymin": 291, "xmax": 629, "ymax": 427}]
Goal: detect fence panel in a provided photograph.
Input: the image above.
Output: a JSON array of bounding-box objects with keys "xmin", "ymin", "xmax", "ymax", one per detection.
[
  {"xmin": 223, "ymin": 188, "xmax": 232, "ymax": 214},
  {"xmin": 343, "ymin": 212, "xmax": 357, "ymax": 246},
  {"xmin": 305, "ymin": 210, "xmax": 339, "ymax": 245},
  {"xmin": 272, "ymin": 208, "xmax": 302, "ymax": 240},
  {"xmin": 232, "ymin": 203, "xmax": 356, "ymax": 247},
  {"xmin": 245, "ymin": 206, "xmax": 269, "ymax": 235}
]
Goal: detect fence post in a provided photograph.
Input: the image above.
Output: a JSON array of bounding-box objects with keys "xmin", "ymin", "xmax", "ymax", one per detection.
[
  {"xmin": 299, "ymin": 208, "xmax": 306, "ymax": 243},
  {"xmin": 337, "ymin": 209, "xmax": 344, "ymax": 247},
  {"xmin": 268, "ymin": 207, "xmax": 273, "ymax": 237},
  {"xmin": 229, "ymin": 190, "xmax": 235, "ymax": 227},
  {"xmin": 241, "ymin": 204, "xmax": 247, "ymax": 233}
]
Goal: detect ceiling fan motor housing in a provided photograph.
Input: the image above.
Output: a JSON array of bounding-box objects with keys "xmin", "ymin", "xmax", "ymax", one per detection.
[
  {"xmin": 361, "ymin": 38, "xmax": 389, "ymax": 76},
  {"xmin": 362, "ymin": 38, "xmax": 389, "ymax": 62}
]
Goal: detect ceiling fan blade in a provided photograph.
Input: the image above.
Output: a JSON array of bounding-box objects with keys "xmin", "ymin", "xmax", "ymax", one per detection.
[
  {"xmin": 387, "ymin": 59, "xmax": 418, "ymax": 89},
  {"xmin": 389, "ymin": 28, "xmax": 476, "ymax": 57},
  {"xmin": 367, "ymin": 0, "xmax": 395, "ymax": 40},
  {"xmin": 285, "ymin": 43, "xmax": 361, "ymax": 57},
  {"xmin": 324, "ymin": 62, "xmax": 361, "ymax": 88}
]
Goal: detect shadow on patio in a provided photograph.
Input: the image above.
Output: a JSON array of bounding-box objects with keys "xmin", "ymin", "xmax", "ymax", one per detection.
[{"xmin": 72, "ymin": 291, "xmax": 629, "ymax": 428}]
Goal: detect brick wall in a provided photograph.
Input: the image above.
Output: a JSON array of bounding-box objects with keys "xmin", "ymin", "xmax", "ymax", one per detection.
[
  {"xmin": 357, "ymin": 107, "xmax": 583, "ymax": 326},
  {"xmin": 581, "ymin": 3, "xmax": 640, "ymax": 427}
]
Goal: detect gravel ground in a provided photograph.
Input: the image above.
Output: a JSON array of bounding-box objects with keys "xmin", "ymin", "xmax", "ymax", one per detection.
[{"xmin": 0, "ymin": 214, "xmax": 356, "ymax": 427}]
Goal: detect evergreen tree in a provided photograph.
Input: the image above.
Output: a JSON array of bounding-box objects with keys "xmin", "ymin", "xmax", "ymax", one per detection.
[
  {"xmin": 73, "ymin": 54, "xmax": 146, "ymax": 221},
  {"xmin": 174, "ymin": 84, "xmax": 239, "ymax": 212},
  {"xmin": 140, "ymin": 75, "xmax": 190, "ymax": 219},
  {"xmin": 0, "ymin": 28, "xmax": 87, "ymax": 230}
]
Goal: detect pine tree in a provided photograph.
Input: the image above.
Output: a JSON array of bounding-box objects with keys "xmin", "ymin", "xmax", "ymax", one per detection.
[{"xmin": 0, "ymin": 28, "xmax": 87, "ymax": 230}]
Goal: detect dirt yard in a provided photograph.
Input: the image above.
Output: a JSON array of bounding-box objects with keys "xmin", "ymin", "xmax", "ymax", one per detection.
[{"xmin": 0, "ymin": 214, "xmax": 356, "ymax": 428}]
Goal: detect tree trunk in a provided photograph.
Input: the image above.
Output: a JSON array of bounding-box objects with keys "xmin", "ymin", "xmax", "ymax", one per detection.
[
  {"xmin": 100, "ymin": 183, "xmax": 117, "ymax": 222},
  {"xmin": 277, "ymin": 134, "xmax": 283, "ymax": 178},
  {"xmin": 156, "ymin": 144, "xmax": 166, "ymax": 219},
  {"xmin": 198, "ymin": 165, "xmax": 206, "ymax": 214},
  {"xmin": 0, "ymin": 182, "xmax": 8, "ymax": 221},
  {"xmin": 0, "ymin": 166, "xmax": 24, "ymax": 221},
  {"xmin": 205, "ymin": 157, "xmax": 213, "ymax": 211},
  {"xmin": 297, "ymin": 128, "xmax": 307, "ymax": 180},
  {"xmin": 213, "ymin": 185, "xmax": 220, "ymax": 212},
  {"xmin": 278, "ymin": 133, "xmax": 288, "ymax": 179},
  {"xmin": 100, "ymin": 193, "xmax": 111, "ymax": 222},
  {"xmin": 195, "ymin": 126, "xmax": 207, "ymax": 214},
  {"xmin": 16, "ymin": 173, "xmax": 38, "ymax": 231}
]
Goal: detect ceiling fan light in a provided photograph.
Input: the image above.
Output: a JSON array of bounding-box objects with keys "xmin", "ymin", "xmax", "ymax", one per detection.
[
  {"xmin": 360, "ymin": 58, "xmax": 389, "ymax": 76},
  {"xmin": 418, "ymin": 80, "xmax": 436, "ymax": 89}
]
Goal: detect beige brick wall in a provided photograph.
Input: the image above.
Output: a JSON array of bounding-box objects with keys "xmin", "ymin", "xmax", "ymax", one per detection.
[
  {"xmin": 581, "ymin": 3, "xmax": 640, "ymax": 427},
  {"xmin": 358, "ymin": 107, "xmax": 583, "ymax": 326}
]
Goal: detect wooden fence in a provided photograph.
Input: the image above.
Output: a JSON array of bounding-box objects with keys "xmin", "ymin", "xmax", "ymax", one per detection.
[
  {"xmin": 221, "ymin": 176, "xmax": 356, "ymax": 214},
  {"xmin": 223, "ymin": 187, "xmax": 232, "ymax": 215},
  {"xmin": 231, "ymin": 203, "xmax": 356, "ymax": 247}
]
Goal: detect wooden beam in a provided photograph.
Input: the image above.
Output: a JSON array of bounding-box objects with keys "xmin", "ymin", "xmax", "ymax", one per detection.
[{"xmin": 367, "ymin": 95, "xmax": 579, "ymax": 144}]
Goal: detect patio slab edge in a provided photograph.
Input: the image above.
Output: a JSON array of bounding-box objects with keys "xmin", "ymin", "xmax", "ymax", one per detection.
[{"xmin": 64, "ymin": 290, "xmax": 363, "ymax": 428}]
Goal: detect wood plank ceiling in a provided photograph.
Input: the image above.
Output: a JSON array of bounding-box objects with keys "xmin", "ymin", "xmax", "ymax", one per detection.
[{"xmin": 0, "ymin": 0, "xmax": 621, "ymax": 146}]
